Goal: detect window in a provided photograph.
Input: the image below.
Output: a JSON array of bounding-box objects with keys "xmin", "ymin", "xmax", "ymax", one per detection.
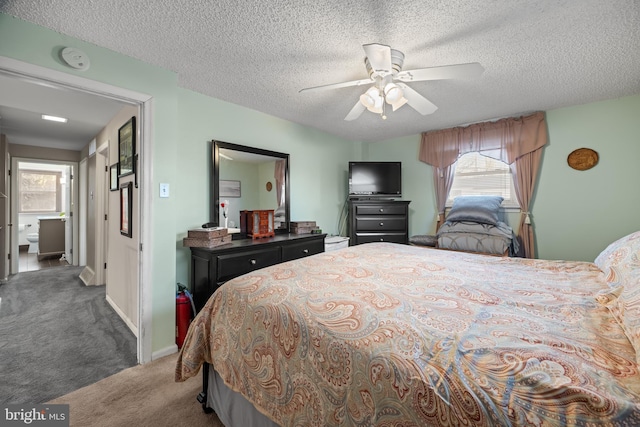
[
  {"xmin": 447, "ymin": 152, "xmax": 519, "ymax": 207},
  {"xmin": 19, "ymin": 170, "xmax": 62, "ymax": 213}
]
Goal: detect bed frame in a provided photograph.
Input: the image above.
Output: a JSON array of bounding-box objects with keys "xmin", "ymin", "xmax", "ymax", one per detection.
[{"xmin": 198, "ymin": 362, "xmax": 278, "ymax": 426}]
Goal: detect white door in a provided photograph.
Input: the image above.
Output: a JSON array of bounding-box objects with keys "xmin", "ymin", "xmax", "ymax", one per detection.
[{"xmin": 64, "ymin": 165, "xmax": 73, "ymax": 262}]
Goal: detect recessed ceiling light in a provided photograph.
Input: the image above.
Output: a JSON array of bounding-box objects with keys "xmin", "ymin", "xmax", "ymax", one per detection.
[{"xmin": 42, "ymin": 114, "xmax": 68, "ymax": 123}]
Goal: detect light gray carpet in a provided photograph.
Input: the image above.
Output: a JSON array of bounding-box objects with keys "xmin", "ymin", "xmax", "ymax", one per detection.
[
  {"xmin": 0, "ymin": 266, "xmax": 137, "ymax": 404},
  {"xmin": 49, "ymin": 354, "xmax": 223, "ymax": 427}
]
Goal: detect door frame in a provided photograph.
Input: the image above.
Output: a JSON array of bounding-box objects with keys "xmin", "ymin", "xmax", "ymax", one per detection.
[
  {"xmin": 10, "ymin": 158, "xmax": 78, "ymax": 271},
  {"xmin": 0, "ymin": 56, "xmax": 154, "ymax": 364}
]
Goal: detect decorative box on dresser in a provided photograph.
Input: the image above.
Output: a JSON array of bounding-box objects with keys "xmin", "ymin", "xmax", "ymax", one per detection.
[
  {"xmin": 190, "ymin": 233, "xmax": 326, "ymax": 312},
  {"xmin": 348, "ymin": 199, "xmax": 410, "ymax": 246}
]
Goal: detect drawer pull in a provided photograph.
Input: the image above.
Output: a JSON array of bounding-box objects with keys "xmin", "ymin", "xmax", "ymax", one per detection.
[
  {"xmin": 380, "ymin": 238, "xmax": 384, "ymax": 241},
  {"xmin": 379, "ymin": 222, "xmax": 384, "ymax": 226},
  {"xmin": 250, "ymin": 259, "xmax": 257, "ymax": 265},
  {"xmin": 379, "ymin": 208, "xmax": 384, "ymax": 212},
  {"xmin": 303, "ymin": 249, "xmax": 309, "ymax": 254}
]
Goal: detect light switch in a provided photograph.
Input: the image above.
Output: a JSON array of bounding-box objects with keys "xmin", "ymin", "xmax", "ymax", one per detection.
[{"xmin": 159, "ymin": 183, "xmax": 170, "ymax": 198}]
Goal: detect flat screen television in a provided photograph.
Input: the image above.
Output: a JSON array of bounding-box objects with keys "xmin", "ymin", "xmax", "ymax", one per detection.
[{"xmin": 348, "ymin": 161, "xmax": 402, "ymax": 198}]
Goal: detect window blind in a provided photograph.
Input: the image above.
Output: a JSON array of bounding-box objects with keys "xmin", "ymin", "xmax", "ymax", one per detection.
[{"xmin": 447, "ymin": 152, "xmax": 519, "ymax": 207}]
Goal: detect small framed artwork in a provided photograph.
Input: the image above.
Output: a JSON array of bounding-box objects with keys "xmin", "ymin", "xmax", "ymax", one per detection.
[
  {"xmin": 109, "ymin": 163, "xmax": 119, "ymax": 191},
  {"xmin": 118, "ymin": 116, "xmax": 136, "ymax": 177},
  {"xmin": 220, "ymin": 180, "xmax": 241, "ymax": 197},
  {"xmin": 120, "ymin": 181, "xmax": 133, "ymax": 238}
]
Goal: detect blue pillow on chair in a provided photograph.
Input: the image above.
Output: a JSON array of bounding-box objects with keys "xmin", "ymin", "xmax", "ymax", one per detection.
[{"xmin": 446, "ymin": 195, "xmax": 504, "ymax": 225}]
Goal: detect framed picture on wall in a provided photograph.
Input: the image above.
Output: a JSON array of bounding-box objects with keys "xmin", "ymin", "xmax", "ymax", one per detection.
[
  {"xmin": 120, "ymin": 181, "xmax": 132, "ymax": 237},
  {"xmin": 110, "ymin": 163, "xmax": 119, "ymax": 191},
  {"xmin": 118, "ymin": 116, "xmax": 136, "ymax": 177},
  {"xmin": 220, "ymin": 180, "xmax": 241, "ymax": 197}
]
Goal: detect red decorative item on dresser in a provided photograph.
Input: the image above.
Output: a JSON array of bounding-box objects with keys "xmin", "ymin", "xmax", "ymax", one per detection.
[{"xmin": 241, "ymin": 210, "xmax": 275, "ymax": 239}]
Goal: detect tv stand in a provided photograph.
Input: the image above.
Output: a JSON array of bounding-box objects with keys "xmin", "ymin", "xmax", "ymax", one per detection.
[{"xmin": 348, "ymin": 199, "xmax": 410, "ymax": 246}]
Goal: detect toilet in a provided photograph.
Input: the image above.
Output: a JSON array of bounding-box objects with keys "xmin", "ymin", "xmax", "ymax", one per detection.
[{"xmin": 26, "ymin": 233, "xmax": 39, "ymax": 254}]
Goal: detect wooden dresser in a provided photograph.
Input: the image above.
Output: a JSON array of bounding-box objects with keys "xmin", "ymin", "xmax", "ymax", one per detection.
[
  {"xmin": 190, "ymin": 233, "xmax": 326, "ymax": 311},
  {"xmin": 348, "ymin": 199, "xmax": 410, "ymax": 246}
]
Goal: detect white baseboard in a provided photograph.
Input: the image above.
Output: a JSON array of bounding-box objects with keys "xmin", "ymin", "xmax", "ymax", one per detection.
[
  {"xmin": 152, "ymin": 345, "xmax": 178, "ymax": 361},
  {"xmin": 106, "ymin": 294, "xmax": 138, "ymax": 337}
]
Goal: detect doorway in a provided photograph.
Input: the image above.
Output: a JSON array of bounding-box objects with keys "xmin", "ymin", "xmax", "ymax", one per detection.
[
  {"xmin": 0, "ymin": 55, "xmax": 153, "ymax": 363},
  {"xmin": 11, "ymin": 159, "xmax": 77, "ymax": 272}
]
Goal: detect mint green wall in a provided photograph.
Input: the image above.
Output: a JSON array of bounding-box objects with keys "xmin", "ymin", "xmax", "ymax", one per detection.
[
  {"xmin": 368, "ymin": 94, "xmax": 640, "ymax": 262},
  {"xmin": 1, "ymin": 14, "xmax": 356, "ymax": 354},
  {"xmin": 174, "ymin": 88, "xmax": 355, "ymax": 286},
  {"xmin": 365, "ymin": 135, "xmax": 437, "ymax": 236},
  {"xmin": 534, "ymin": 94, "xmax": 640, "ymax": 261}
]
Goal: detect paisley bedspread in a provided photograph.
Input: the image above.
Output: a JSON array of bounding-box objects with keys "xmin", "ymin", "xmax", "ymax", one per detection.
[{"xmin": 176, "ymin": 242, "xmax": 640, "ymax": 426}]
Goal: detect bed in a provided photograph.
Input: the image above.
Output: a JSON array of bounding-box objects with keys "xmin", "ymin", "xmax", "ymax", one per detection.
[{"xmin": 176, "ymin": 231, "xmax": 640, "ymax": 426}]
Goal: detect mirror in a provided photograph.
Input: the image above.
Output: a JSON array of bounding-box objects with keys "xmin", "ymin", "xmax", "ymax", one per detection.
[{"xmin": 211, "ymin": 140, "xmax": 290, "ymax": 237}]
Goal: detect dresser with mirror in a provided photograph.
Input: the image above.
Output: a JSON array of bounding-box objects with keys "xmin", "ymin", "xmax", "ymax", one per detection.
[{"xmin": 189, "ymin": 140, "xmax": 326, "ymax": 311}]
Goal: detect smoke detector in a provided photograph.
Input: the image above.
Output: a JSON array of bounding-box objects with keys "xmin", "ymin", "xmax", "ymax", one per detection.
[{"xmin": 61, "ymin": 47, "xmax": 90, "ymax": 71}]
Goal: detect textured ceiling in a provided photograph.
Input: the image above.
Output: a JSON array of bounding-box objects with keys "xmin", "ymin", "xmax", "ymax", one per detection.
[
  {"xmin": 1, "ymin": 0, "xmax": 639, "ymax": 143},
  {"xmin": 0, "ymin": 72, "xmax": 127, "ymax": 150}
]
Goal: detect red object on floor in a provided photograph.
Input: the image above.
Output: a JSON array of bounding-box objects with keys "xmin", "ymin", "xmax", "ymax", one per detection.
[{"xmin": 176, "ymin": 292, "xmax": 191, "ymax": 349}]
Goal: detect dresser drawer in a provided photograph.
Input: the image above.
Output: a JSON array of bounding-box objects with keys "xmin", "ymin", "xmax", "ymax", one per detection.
[
  {"xmin": 355, "ymin": 216, "xmax": 406, "ymax": 231},
  {"xmin": 354, "ymin": 233, "xmax": 407, "ymax": 244},
  {"xmin": 216, "ymin": 247, "xmax": 280, "ymax": 282},
  {"xmin": 355, "ymin": 204, "xmax": 407, "ymax": 215},
  {"xmin": 282, "ymin": 238, "xmax": 324, "ymax": 262}
]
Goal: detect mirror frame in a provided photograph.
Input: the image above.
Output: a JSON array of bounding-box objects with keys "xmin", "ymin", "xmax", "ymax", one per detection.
[{"xmin": 211, "ymin": 140, "xmax": 290, "ymax": 237}]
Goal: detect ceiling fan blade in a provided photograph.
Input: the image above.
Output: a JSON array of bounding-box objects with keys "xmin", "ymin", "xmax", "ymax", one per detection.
[
  {"xmin": 396, "ymin": 62, "xmax": 484, "ymax": 82},
  {"xmin": 344, "ymin": 101, "xmax": 366, "ymax": 121},
  {"xmin": 396, "ymin": 83, "xmax": 438, "ymax": 115},
  {"xmin": 363, "ymin": 43, "xmax": 393, "ymax": 77},
  {"xmin": 299, "ymin": 78, "xmax": 374, "ymax": 93}
]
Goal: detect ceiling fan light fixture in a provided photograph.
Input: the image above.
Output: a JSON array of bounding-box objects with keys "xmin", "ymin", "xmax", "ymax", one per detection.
[
  {"xmin": 359, "ymin": 87, "xmax": 377, "ymax": 109},
  {"xmin": 390, "ymin": 97, "xmax": 408, "ymax": 111},
  {"xmin": 367, "ymin": 102, "xmax": 383, "ymax": 114},
  {"xmin": 383, "ymin": 83, "xmax": 408, "ymax": 112},
  {"xmin": 383, "ymin": 83, "xmax": 403, "ymax": 103},
  {"xmin": 368, "ymin": 92, "xmax": 384, "ymax": 113},
  {"xmin": 360, "ymin": 87, "xmax": 383, "ymax": 112}
]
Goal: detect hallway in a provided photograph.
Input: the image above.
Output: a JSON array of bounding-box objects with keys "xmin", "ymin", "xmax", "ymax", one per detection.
[{"xmin": 18, "ymin": 247, "xmax": 69, "ymax": 272}]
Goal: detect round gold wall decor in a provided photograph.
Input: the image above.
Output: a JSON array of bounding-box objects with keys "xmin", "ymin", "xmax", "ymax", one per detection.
[
  {"xmin": 567, "ymin": 148, "xmax": 599, "ymax": 171},
  {"xmin": 266, "ymin": 181, "xmax": 273, "ymax": 191}
]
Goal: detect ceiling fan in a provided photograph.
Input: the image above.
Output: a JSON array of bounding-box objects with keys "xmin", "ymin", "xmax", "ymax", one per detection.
[{"xmin": 299, "ymin": 43, "xmax": 484, "ymax": 121}]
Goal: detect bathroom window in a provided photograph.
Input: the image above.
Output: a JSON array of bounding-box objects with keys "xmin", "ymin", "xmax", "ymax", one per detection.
[{"xmin": 19, "ymin": 170, "xmax": 62, "ymax": 213}]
